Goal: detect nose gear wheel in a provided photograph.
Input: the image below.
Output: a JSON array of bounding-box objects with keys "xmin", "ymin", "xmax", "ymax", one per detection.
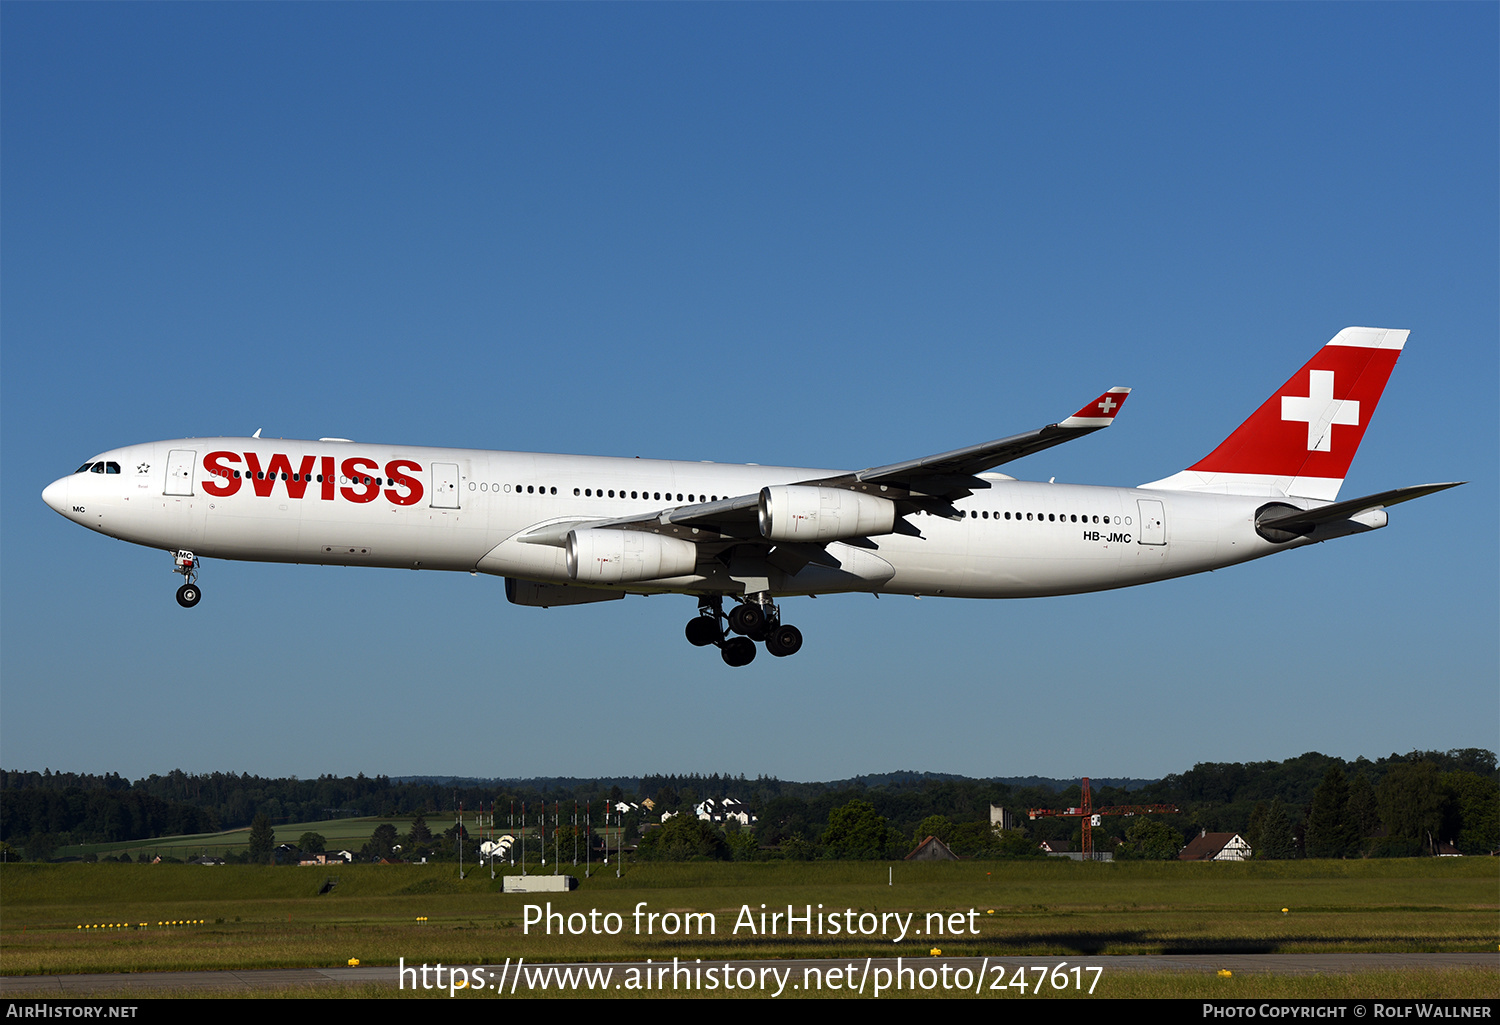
[{"xmin": 172, "ymin": 551, "xmax": 201, "ymax": 608}]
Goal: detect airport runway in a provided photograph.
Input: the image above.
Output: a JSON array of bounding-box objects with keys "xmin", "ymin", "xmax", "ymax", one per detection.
[{"xmin": 3, "ymin": 953, "xmax": 1496, "ymax": 996}]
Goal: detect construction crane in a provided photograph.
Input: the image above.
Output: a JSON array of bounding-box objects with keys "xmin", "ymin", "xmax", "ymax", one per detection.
[{"xmin": 1027, "ymin": 777, "xmax": 1179, "ymax": 859}]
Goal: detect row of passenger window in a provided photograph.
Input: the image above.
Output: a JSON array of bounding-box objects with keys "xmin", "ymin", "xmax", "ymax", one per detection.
[
  {"xmin": 219, "ymin": 470, "xmax": 324, "ymax": 481},
  {"xmin": 468, "ymin": 482, "xmax": 722, "ymax": 504},
  {"xmin": 209, "ymin": 469, "xmax": 400, "ymax": 488},
  {"xmin": 962, "ymin": 510, "xmax": 1129, "ymax": 525},
  {"xmin": 187, "ymin": 465, "xmax": 1130, "ymax": 527},
  {"xmin": 464, "ymin": 481, "xmax": 1115, "ymax": 524}
]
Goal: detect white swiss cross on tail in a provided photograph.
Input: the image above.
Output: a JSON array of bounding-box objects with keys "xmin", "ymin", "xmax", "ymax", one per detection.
[
  {"xmin": 1059, "ymin": 387, "xmax": 1131, "ymax": 428},
  {"xmin": 1281, "ymin": 369, "xmax": 1360, "ymax": 451},
  {"xmin": 1139, "ymin": 327, "xmax": 1408, "ymax": 502}
]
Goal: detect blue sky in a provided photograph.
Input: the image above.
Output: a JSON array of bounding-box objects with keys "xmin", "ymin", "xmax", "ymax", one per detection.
[{"xmin": 3, "ymin": 3, "xmax": 1495, "ymax": 785}]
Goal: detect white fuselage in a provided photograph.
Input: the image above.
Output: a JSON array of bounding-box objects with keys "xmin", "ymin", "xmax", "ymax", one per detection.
[{"xmin": 43, "ymin": 436, "xmax": 1308, "ymax": 601}]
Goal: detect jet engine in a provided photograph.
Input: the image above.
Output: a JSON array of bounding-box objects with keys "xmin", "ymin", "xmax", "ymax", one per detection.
[
  {"xmin": 566, "ymin": 528, "xmax": 699, "ymax": 583},
  {"xmin": 758, "ymin": 485, "xmax": 896, "ymax": 542}
]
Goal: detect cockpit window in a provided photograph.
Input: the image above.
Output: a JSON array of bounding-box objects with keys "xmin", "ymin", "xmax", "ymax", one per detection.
[
  {"xmin": 90, "ymin": 462, "xmax": 105, "ymax": 473},
  {"xmin": 105, "ymin": 462, "xmax": 121, "ymax": 474},
  {"xmin": 76, "ymin": 462, "xmax": 95, "ymax": 474}
]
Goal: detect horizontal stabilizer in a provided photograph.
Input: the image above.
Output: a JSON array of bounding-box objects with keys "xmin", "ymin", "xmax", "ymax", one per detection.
[{"xmin": 1256, "ymin": 482, "xmax": 1464, "ymax": 533}]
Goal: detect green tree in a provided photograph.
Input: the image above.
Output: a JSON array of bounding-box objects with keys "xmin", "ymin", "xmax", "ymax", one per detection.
[
  {"xmin": 1244, "ymin": 800, "xmax": 1269, "ymax": 854},
  {"xmin": 992, "ymin": 828, "xmax": 1045, "ymax": 859},
  {"xmin": 405, "ymin": 814, "xmax": 435, "ymax": 858},
  {"xmin": 1440, "ymin": 771, "xmax": 1499, "ymax": 855},
  {"xmin": 297, "ymin": 832, "xmax": 326, "ymax": 854},
  {"xmin": 755, "ymin": 796, "xmax": 813, "ymax": 848},
  {"xmin": 1377, "ymin": 762, "xmax": 1443, "ymax": 847},
  {"xmin": 910, "ymin": 814, "xmax": 1001, "ymax": 857},
  {"xmin": 635, "ymin": 814, "xmax": 728, "ymax": 861},
  {"xmin": 1304, "ymin": 766, "xmax": 1357, "ymax": 858},
  {"xmin": 1117, "ymin": 817, "xmax": 1183, "ymax": 860},
  {"xmin": 723, "ymin": 824, "xmax": 759, "ymax": 862},
  {"xmin": 822, "ymin": 799, "xmax": 901, "ymax": 859},
  {"xmin": 363, "ymin": 822, "xmax": 400, "ymax": 861},
  {"xmin": 1256, "ymin": 798, "xmax": 1296, "ymax": 859},
  {"xmin": 247, "ymin": 814, "xmax": 275, "ymax": 862},
  {"xmin": 912, "ymin": 814, "xmax": 954, "ymax": 847},
  {"xmin": 1346, "ymin": 774, "xmax": 1380, "ymax": 841},
  {"xmin": 947, "ymin": 820, "xmax": 1006, "ymax": 857},
  {"xmin": 439, "ymin": 823, "xmax": 477, "ymax": 862},
  {"xmin": 774, "ymin": 832, "xmax": 818, "ymax": 861}
]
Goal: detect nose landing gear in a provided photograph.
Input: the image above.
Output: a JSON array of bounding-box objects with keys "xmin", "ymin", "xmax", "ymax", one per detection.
[
  {"xmin": 173, "ymin": 551, "xmax": 201, "ymax": 608},
  {"xmin": 684, "ymin": 594, "xmax": 803, "ymax": 666}
]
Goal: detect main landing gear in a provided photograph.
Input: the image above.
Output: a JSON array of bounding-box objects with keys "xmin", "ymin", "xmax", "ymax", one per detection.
[
  {"xmin": 173, "ymin": 550, "xmax": 201, "ymax": 608},
  {"xmin": 684, "ymin": 595, "xmax": 803, "ymax": 667}
]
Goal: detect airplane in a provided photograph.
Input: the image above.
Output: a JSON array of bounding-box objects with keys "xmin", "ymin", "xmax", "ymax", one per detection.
[{"xmin": 42, "ymin": 326, "xmax": 1460, "ymax": 667}]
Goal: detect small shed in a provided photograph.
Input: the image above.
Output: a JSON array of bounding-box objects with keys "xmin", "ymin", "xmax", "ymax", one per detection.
[{"xmin": 906, "ymin": 836, "xmax": 959, "ymax": 861}]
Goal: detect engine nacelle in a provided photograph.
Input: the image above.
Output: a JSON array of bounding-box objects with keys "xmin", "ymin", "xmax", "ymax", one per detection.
[
  {"xmin": 566, "ymin": 528, "xmax": 699, "ymax": 583},
  {"xmin": 758, "ymin": 485, "xmax": 896, "ymax": 542}
]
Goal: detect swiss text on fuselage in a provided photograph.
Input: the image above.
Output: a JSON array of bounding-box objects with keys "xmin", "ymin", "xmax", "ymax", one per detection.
[{"xmin": 201, "ymin": 451, "xmax": 425, "ymax": 506}]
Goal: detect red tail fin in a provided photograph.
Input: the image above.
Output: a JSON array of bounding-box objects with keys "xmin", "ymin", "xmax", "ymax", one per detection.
[{"xmin": 1141, "ymin": 327, "xmax": 1407, "ymax": 501}]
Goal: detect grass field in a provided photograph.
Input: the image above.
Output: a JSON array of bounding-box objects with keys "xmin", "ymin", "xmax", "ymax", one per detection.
[{"xmin": 3, "ymin": 857, "xmax": 1495, "ymax": 994}]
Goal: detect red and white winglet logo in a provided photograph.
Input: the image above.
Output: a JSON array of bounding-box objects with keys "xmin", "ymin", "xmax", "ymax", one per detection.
[
  {"xmin": 1280, "ymin": 370, "xmax": 1359, "ymax": 452},
  {"xmin": 1059, "ymin": 387, "xmax": 1131, "ymax": 428}
]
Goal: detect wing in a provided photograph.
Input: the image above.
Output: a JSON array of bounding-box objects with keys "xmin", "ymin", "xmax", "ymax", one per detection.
[
  {"xmin": 528, "ymin": 387, "xmax": 1132, "ymax": 546},
  {"xmin": 797, "ymin": 387, "xmax": 1132, "ymax": 503}
]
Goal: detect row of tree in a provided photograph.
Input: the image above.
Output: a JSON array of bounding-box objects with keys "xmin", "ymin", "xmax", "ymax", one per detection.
[{"xmin": 3, "ymin": 748, "xmax": 1493, "ymax": 862}]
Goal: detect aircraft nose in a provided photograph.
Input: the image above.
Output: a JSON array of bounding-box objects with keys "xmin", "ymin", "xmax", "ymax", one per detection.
[{"xmin": 42, "ymin": 477, "xmax": 70, "ymax": 515}]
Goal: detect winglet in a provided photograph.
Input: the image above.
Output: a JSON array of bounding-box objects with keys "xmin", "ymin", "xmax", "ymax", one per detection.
[{"xmin": 1059, "ymin": 388, "xmax": 1131, "ymax": 428}]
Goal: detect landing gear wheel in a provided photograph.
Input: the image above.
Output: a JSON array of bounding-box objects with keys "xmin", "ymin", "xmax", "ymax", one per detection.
[
  {"xmin": 685, "ymin": 616, "xmax": 721, "ymax": 647},
  {"xmin": 728, "ymin": 603, "xmax": 766, "ymax": 636},
  {"xmin": 721, "ymin": 637, "xmax": 757, "ymax": 667},
  {"xmin": 765, "ymin": 624, "xmax": 803, "ymax": 657},
  {"xmin": 171, "ymin": 551, "xmax": 200, "ymax": 608}
]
